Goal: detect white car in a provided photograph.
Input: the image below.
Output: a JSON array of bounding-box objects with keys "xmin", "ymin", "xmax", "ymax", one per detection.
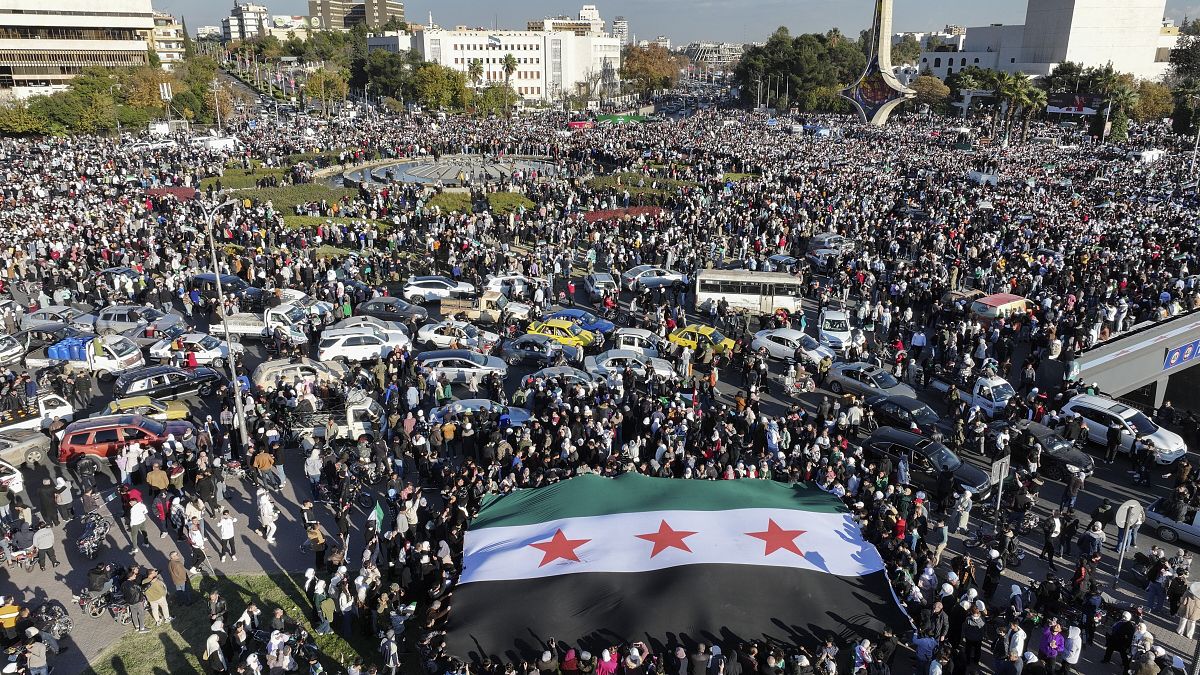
[
  {"xmin": 402, "ymin": 276, "xmax": 476, "ymax": 304},
  {"xmin": 619, "ymin": 265, "xmax": 688, "ymax": 291},
  {"xmin": 414, "ymin": 349, "xmax": 508, "ymax": 384},
  {"xmin": 1060, "ymin": 394, "xmax": 1187, "ymax": 464},
  {"xmin": 330, "ymin": 317, "xmax": 410, "ymax": 344},
  {"xmin": 416, "ymin": 320, "xmax": 499, "ymax": 353},
  {"xmin": 610, "ymin": 327, "xmax": 665, "ymax": 357},
  {"xmin": 148, "ymin": 332, "xmax": 244, "ymax": 368},
  {"xmin": 752, "ymin": 328, "xmax": 834, "ymax": 365},
  {"xmin": 317, "ymin": 326, "xmax": 410, "ymax": 363},
  {"xmin": 818, "ymin": 309, "xmax": 865, "ymax": 355},
  {"xmin": 20, "ymin": 305, "xmax": 95, "ymax": 332},
  {"xmin": 0, "ymin": 458, "xmax": 23, "ymax": 495},
  {"xmin": 583, "ymin": 349, "xmax": 676, "ymax": 380},
  {"xmin": 484, "ymin": 274, "xmax": 546, "ymax": 300}
]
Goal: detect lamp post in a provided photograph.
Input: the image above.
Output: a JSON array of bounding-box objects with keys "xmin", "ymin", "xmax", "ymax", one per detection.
[{"xmin": 198, "ymin": 197, "xmax": 252, "ymax": 457}]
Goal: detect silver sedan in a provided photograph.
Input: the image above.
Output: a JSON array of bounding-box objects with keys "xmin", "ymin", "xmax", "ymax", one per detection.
[{"xmin": 825, "ymin": 362, "xmax": 916, "ymax": 399}]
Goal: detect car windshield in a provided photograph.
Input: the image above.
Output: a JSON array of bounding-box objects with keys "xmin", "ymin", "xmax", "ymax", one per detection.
[
  {"xmin": 822, "ymin": 318, "xmax": 849, "ymax": 332},
  {"xmin": 140, "ymin": 308, "xmax": 164, "ymax": 321},
  {"xmin": 991, "ymin": 382, "xmax": 1016, "ymax": 399},
  {"xmin": 198, "ymin": 335, "xmax": 222, "ymax": 350},
  {"xmin": 281, "ymin": 306, "xmax": 307, "ymax": 325},
  {"xmin": 1128, "ymin": 412, "xmax": 1158, "ymax": 435},
  {"xmin": 927, "ymin": 445, "xmax": 962, "ymax": 471},
  {"xmin": 466, "ymin": 352, "xmax": 488, "ymax": 366},
  {"xmin": 870, "ymin": 371, "xmax": 900, "ymax": 388},
  {"xmin": 140, "ymin": 418, "xmax": 166, "ymax": 436},
  {"xmin": 462, "ymin": 325, "xmax": 480, "ymax": 338},
  {"xmin": 110, "ymin": 339, "xmax": 138, "ymax": 357},
  {"xmin": 493, "ymin": 295, "xmax": 509, "ymax": 309},
  {"xmin": 800, "ymin": 335, "xmax": 820, "ymax": 350},
  {"xmin": 707, "ymin": 329, "xmax": 727, "ymax": 344},
  {"xmin": 564, "ymin": 323, "xmax": 583, "ymax": 335},
  {"xmin": 575, "ymin": 311, "xmax": 597, "ymax": 323},
  {"xmin": 909, "ymin": 403, "xmax": 938, "ymax": 422}
]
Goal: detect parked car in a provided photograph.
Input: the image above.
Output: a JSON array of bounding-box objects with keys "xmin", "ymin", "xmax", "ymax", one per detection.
[
  {"xmin": 498, "ymin": 333, "xmax": 580, "ymax": 366},
  {"xmin": 751, "ymin": 328, "xmax": 833, "ymax": 365},
  {"xmin": 860, "ymin": 427, "xmax": 992, "ymax": 498},
  {"xmin": 430, "ymin": 399, "xmax": 531, "ymax": 427},
  {"xmin": 0, "ymin": 334, "xmax": 23, "ymax": 366},
  {"xmin": 0, "ymin": 429, "xmax": 50, "ymax": 466},
  {"xmin": 354, "ymin": 296, "xmax": 428, "ymax": 322},
  {"xmin": 1146, "ymin": 497, "xmax": 1200, "ymax": 546},
  {"xmin": 401, "ymin": 276, "xmax": 476, "ymax": 304},
  {"xmin": 0, "ymin": 458, "xmax": 23, "ymax": 494},
  {"xmin": 826, "ymin": 362, "xmax": 916, "ymax": 399},
  {"xmin": 415, "ymin": 320, "xmax": 499, "ymax": 353},
  {"xmin": 317, "ymin": 326, "xmax": 410, "ymax": 362},
  {"xmin": 527, "ymin": 319, "xmax": 598, "ymax": 349},
  {"xmin": 817, "ymin": 308, "xmax": 864, "ymax": 355},
  {"xmin": 1060, "ymin": 394, "xmax": 1187, "ymax": 464},
  {"xmin": 619, "ymin": 265, "xmax": 688, "ymax": 291},
  {"xmin": 100, "ymin": 396, "xmax": 191, "ymax": 422},
  {"xmin": 864, "ymin": 394, "xmax": 945, "ymax": 436},
  {"xmin": 20, "ymin": 305, "xmax": 95, "ymax": 332},
  {"xmin": 987, "ymin": 418, "xmax": 1094, "ymax": 480},
  {"xmin": 609, "ymin": 327, "xmax": 665, "ymax": 357},
  {"xmin": 251, "ymin": 358, "xmax": 348, "ymax": 392},
  {"xmin": 11, "ymin": 323, "xmax": 85, "ymax": 353},
  {"xmin": 94, "ymin": 304, "xmax": 183, "ymax": 336},
  {"xmin": 668, "ymin": 324, "xmax": 734, "ymax": 354},
  {"xmin": 414, "ymin": 349, "xmax": 507, "ymax": 384},
  {"xmin": 522, "ymin": 366, "xmax": 597, "ymax": 388},
  {"xmin": 583, "ymin": 349, "xmax": 676, "ymax": 380},
  {"xmin": 545, "ymin": 308, "xmax": 615, "ymax": 335},
  {"xmin": 113, "ymin": 365, "xmax": 226, "ymax": 400},
  {"xmin": 57, "ymin": 414, "xmax": 195, "ymax": 472},
  {"xmin": 583, "ymin": 272, "xmax": 619, "ymax": 302},
  {"xmin": 148, "ymin": 332, "xmax": 243, "ymax": 368},
  {"xmin": 331, "ymin": 316, "xmax": 410, "ymax": 338},
  {"xmin": 190, "ymin": 273, "xmax": 266, "ymax": 307}
]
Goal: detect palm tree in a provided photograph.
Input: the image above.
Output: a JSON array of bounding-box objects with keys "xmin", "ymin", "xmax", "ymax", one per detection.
[
  {"xmin": 502, "ymin": 53, "xmax": 518, "ymax": 116},
  {"xmin": 468, "ymin": 58, "xmax": 483, "ymax": 89},
  {"xmin": 986, "ymin": 71, "xmax": 1013, "ymax": 137},
  {"xmin": 1110, "ymin": 82, "xmax": 1139, "ymax": 116},
  {"xmin": 1003, "ymin": 73, "xmax": 1032, "ymax": 135},
  {"xmin": 1021, "ymin": 87, "xmax": 1048, "ymax": 142}
]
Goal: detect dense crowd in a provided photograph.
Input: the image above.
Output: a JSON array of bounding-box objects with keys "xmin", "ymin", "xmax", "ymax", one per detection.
[{"xmin": 0, "ymin": 99, "xmax": 1197, "ymax": 675}]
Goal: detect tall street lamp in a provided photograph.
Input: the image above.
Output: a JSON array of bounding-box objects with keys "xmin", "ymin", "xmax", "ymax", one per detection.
[{"xmin": 197, "ymin": 196, "xmax": 252, "ymax": 456}]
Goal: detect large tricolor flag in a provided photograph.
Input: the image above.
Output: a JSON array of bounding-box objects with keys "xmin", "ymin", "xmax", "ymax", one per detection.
[{"xmin": 446, "ymin": 474, "xmax": 909, "ymax": 660}]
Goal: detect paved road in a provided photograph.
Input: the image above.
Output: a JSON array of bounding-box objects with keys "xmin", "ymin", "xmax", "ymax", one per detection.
[{"xmin": 0, "ymin": 287, "xmax": 1196, "ymax": 674}]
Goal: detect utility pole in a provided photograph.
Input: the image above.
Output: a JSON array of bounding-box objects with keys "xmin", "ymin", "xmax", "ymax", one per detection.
[{"xmin": 212, "ymin": 78, "xmax": 223, "ymax": 132}]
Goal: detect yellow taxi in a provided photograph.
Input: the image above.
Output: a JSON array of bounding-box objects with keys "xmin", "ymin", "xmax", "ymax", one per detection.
[
  {"xmin": 527, "ymin": 319, "xmax": 597, "ymax": 348},
  {"xmin": 103, "ymin": 396, "xmax": 191, "ymax": 421},
  {"xmin": 668, "ymin": 324, "xmax": 735, "ymax": 354}
]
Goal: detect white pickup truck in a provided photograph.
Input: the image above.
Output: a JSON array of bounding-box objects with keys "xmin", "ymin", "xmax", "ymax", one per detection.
[
  {"xmin": 929, "ymin": 374, "xmax": 1017, "ymax": 418},
  {"xmin": 26, "ymin": 334, "xmax": 145, "ymax": 381},
  {"xmin": 209, "ymin": 303, "xmax": 310, "ymax": 344}
]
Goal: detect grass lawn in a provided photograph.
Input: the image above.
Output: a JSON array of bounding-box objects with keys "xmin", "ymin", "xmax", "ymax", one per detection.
[
  {"xmin": 426, "ymin": 191, "xmax": 473, "ymax": 213},
  {"xmin": 722, "ymin": 172, "xmax": 760, "ymax": 182},
  {"xmin": 586, "ymin": 172, "xmax": 698, "ymax": 202},
  {"xmin": 283, "ymin": 215, "xmax": 390, "ymax": 231},
  {"xmin": 83, "ymin": 573, "xmax": 373, "ymax": 675},
  {"xmin": 241, "ymin": 185, "xmax": 358, "ymax": 212},
  {"xmin": 200, "ymin": 166, "xmax": 291, "ymax": 191},
  {"xmin": 487, "ymin": 192, "xmax": 535, "ymax": 215}
]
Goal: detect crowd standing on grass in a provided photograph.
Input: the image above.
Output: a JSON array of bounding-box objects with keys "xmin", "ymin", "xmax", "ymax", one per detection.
[{"xmin": 0, "ymin": 102, "xmax": 1198, "ymax": 675}]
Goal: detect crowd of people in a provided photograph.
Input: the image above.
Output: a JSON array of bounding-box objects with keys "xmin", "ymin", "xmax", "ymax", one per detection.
[{"xmin": 0, "ymin": 96, "xmax": 1196, "ymax": 675}]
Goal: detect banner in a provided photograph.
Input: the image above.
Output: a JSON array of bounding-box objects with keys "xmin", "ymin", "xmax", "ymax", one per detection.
[{"xmin": 1047, "ymin": 92, "xmax": 1104, "ymax": 116}]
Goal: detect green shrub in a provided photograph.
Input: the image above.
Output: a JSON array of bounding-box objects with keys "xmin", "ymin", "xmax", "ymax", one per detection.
[
  {"xmin": 426, "ymin": 191, "xmax": 472, "ymax": 213},
  {"xmin": 487, "ymin": 191, "xmax": 535, "ymax": 215},
  {"xmin": 241, "ymin": 184, "xmax": 357, "ymax": 212},
  {"xmin": 200, "ymin": 166, "xmax": 289, "ymax": 190}
]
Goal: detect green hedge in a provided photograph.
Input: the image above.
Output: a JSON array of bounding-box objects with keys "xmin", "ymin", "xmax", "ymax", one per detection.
[
  {"xmin": 426, "ymin": 191, "xmax": 472, "ymax": 213},
  {"xmin": 488, "ymin": 191, "xmax": 535, "ymax": 215},
  {"xmin": 241, "ymin": 184, "xmax": 358, "ymax": 212},
  {"xmin": 586, "ymin": 172, "xmax": 698, "ymax": 202},
  {"xmin": 283, "ymin": 215, "xmax": 390, "ymax": 230},
  {"xmin": 200, "ymin": 166, "xmax": 290, "ymax": 190}
]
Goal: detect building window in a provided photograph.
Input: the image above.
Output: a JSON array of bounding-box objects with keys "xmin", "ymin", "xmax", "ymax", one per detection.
[
  {"xmin": 921, "ymin": 57, "xmax": 927, "ymax": 63},
  {"xmin": 974, "ymin": 58, "xmax": 979, "ymax": 63},
  {"xmin": 934, "ymin": 57, "xmax": 941, "ymax": 67},
  {"xmin": 960, "ymin": 58, "xmax": 965, "ymax": 66}
]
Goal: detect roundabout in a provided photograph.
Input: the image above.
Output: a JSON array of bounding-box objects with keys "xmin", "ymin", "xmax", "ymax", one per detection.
[{"xmin": 349, "ymin": 154, "xmax": 559, "ymax": 187}]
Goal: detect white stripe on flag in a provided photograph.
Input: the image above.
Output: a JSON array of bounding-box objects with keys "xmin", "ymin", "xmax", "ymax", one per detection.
[{"xmin": 460, "ymin": 508, "xmax": 883, "ymax": 584}]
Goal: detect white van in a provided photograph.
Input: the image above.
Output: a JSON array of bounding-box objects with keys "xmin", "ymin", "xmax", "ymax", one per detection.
[{"xmin": 1060, "ymin": 394, "xmax": 1186, "ymax": 464}]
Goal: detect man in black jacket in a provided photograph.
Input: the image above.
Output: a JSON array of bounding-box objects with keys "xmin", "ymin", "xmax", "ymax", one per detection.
[{"xmin": 120, "ymin": 569, "xmax": 147, "ymax": 632}]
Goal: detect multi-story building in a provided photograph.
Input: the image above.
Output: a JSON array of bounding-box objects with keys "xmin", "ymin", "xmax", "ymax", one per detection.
[
  {"xmin": 150, "ymin": 12, "xmax": 185, "ymax": 70},
  {"xmin": 527, "ymin": 5, "xmax": 605, "ymax": 37},
  {"xmin": 267, "ymin": 16, "xmax": 313, "ymax": 40},
  {"xmin": 0, "ymin": 0, "xmax": 154, "ymax": 99},
  {"xmin": 221, "ymin": 2, "xmax": 269, "ymax": 42},
  {"xmin": 919, "ymin": 0, "xmax": 1176, "ymax": 81},
  {"xmin": 682, "ymin": 42, "xmax": 745, "ymax": 71},
  {"xmin": 611, "ymin": 16, "xmax": 628, "ymax": 45},
  {"xmin": 366, "ymin": 30, "xmax": 410, "ymax": 54},
  {"xmin": 891, "ymin": 29, "xmax": 967, "ymax": 52},
  {"xmin": 406, "ymin": 27, "xmax": 621, "ymax": 102},
  {"xmin": 639, "ymin": 35, "xmax": 671, "ymax": 50},
  {"xmin": 309, "ymin": 0, "xmax": 403, "ymax": 30},
  {"xmin": 197, "ymin": 26, "xmax": 223, "ymax": 40}
]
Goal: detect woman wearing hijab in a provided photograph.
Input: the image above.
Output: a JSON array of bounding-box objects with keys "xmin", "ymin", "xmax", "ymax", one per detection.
[{"xmin": 204, "ymin": 629, "xmax": 228, "ymax": 673}]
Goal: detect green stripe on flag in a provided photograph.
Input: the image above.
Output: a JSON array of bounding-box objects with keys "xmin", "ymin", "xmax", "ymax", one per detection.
[
  {"xmin": 470, "ymin": 474, "xmax": 846, "ymax": 530},
  {"xmin": 370, "ymin": 500, "xmax": 384, "ymax": 526}
]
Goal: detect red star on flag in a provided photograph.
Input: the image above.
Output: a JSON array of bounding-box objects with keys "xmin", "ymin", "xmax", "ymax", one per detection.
[
  {"xmin": 529, "ymin": 528, "xmax": 591, "ymax": 567},
  {"xmin": 635, "ymin": 519, "xmax": 698, "ymax": 558},
  {"xmin": 746, "ymin": 519, "xmax": 806, "ymax": 556}
]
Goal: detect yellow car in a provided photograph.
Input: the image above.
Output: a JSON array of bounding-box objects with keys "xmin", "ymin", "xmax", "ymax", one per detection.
[
  {"xmin": 103, "ymin": 396, "xmax": 191, "ymax": 421},
  {"xmin": 527, "ymin": 319, "xmax": 597, "ymax": 348},
  {"xmin": 669, "ymin": 324, "xmax": 735, "ymax": 354}
]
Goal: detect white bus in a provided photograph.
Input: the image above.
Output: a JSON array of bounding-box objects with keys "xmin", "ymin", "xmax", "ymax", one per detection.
[{"xmin": 694, "ymin": 269, "xmax": 804, "ymax": 314}]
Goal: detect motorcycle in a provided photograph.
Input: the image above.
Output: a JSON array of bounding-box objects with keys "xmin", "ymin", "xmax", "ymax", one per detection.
[
  {"xmin": 349, "ymin": 458, "xmax": 385, "ymax": 486},
  {"xmin": 77, "ymin": 510, "xmax": 111, "ymax": 560},
  {"xmin": 35, "ymin": 604, "xmax": 73, "ymax": 639},
  {"xmin": 963, "ymin": 526, "xmax": 1025, "ymax": 567},
  {"xmin": 5, "ymin": 545, "xmax": 38, "ymax": 572},
  {"xmin": 776, "ymin": 359, "xmax": 817, "ymax": 396}
]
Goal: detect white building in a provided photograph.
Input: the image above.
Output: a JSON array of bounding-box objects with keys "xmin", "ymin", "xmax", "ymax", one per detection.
[
  {"xmin": 221, "ymin": 2, "xmax": 270, "ymax": 42},
  {"xmin": 611, "ymin": 16, "xmax": 628, "ymax": 45},
  {"xmin": 197, "ymin": 26, "xmax": 223, "ymax": 39},
  {"xmin": 407, "ymin": 28, "xmax": 621, "ymax": 102},
  {"xmin": 0, "ymin": 0, "xmax": 154, "ymax": 99},
  {"xmin": 683, "ymin": 42, "xmax": 745, "ymax": 71},
  {"xmin": 527, "ymin": 4, "xmax": 606, "ymax": 36},
  {"xmin": 919, "ymin": 0, "xmax": 1175, "ymax": 81},
  {"xmin": 892, "ymin": 29, "xmax": 966, "ymax": 52},
  {"xmin": 150, "ymin": 12, "xmax": 186, "ymax": 71},
  {"xmin": 367, "ymin": 31, "xmax": 410, "ymax": 54}
]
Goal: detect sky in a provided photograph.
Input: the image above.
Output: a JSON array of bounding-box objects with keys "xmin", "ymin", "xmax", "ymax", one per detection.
[{"xmin": 162, "ymin": 0, "xmax": 1198, "ymax": 45}]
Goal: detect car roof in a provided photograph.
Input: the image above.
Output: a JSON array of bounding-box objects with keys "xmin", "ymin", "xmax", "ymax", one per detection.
[
  {"xmin": 614, "ymin": 327, "xmax": 655, "ymax": 338},
  {"xmin": 821, "ymin": 309, "xmax": 849, "ymax": 319},
  {"xmin": 118, "ymin": 365, "xmax": 180, "ymax": 379},
  {"xmin": 410, "ymin": 275, "xmax": 451, "ymax": 283},
  {"xmin": 538, "ymin": 319, "xmax": 577, "ymax": 329},
  {"xmin": 417, "ymin": 349, "xmax": 478, "ymax": 360},
  {"xmin": 65, "ymin": 414, "xmax": 146, "ymax": 430},
  {"xmin": 600, "ymin": 349, "xmax": 645, "ymax": 359},
  {"xmin": 588, "ymin": 273, "xmax": 616, "ymax": 281},
  {"xmin": 111, "ymin": 395, "xmax": 158, "ymax": 407},
  {"xmin": 759, "ymin": 327, "xmax": 805, "ymax": 339},
  {"xmin": 870, "ymin": 395, "xmax": 926, "ymax": 411},
  {"xmin": 868, "ymin": 426, "xmax": 932, "ymax": 446},
  {"xmin": 1067, "ymin": 394, "xmax": 1134, "ymax": 416}
]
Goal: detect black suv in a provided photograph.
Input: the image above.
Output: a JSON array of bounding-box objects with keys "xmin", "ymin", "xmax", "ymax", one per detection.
[
  {"xmin": 191, "ymin": 273, "xmax": 265, "ymax": 307},
  {"xmin": 113, "ymin": 365, "xmax": 226, "ymax": 401},
  {"xmin": 860, "ymin": 427, "xmax": 992, "ymax": 499}
]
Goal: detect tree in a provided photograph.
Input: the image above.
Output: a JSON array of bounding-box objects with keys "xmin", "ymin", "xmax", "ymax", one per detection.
[
  {"xmin": 123, "ymin": 66, "xmax": 173, "ymax": 109},
  {"xmin": 1043, "ymin": 61, "xmax": 1085, "ymax": 93},
  {"xmin": 147, "ymin": 48, "xmax": 162, "ymax": 69},
  {"xmin": 1133, "ymin": 80, "xmax": 1173, "ymax": 122},
  {"xmin": 468, "ymin": 58, "xmax": 484, "ymax": 88},
  {"xmin": 380, "ymin": 16, "xmax": 407, "ymax": 31},
  {"xmin": 181, "ymin": 17, "xmax": 195, "ymax": 59},
  {"xmin": 1171, "ymin": 35, "xmax": 1200, "ymax": 86},
  {"xmin": 306, "ymin": 66, "xmax": 349, "ymax": 115},
  {"xmin": 912, "ymin": 75, "xmax": 950, "ymax": 109},
  {"xmin": 1020, "ymin": 87, "xmax": 1047, "ymax": 142},
  {"xmin": 413, "ymin": 63, "xmax": 469, "ymax": 109},
  {"xmin": 892, "ymin": 34, "xmax": 921, "ymax": 65},
  {"xmin": 621, "ymin": 44, "xmax": 681, "ymax": 94},
  {"xmin": 502, "ymin": 53, "xmax": 518, "ymax": 115},
  {"xmin": 0, "ymin": 100, "xmax": 50, "ymax": 135},
  {"xmin": 365, "ymin": 48, "xmax": 412, "ymax": 99},
  {"xmin": 474, "ymin": 84, "xmax": 516, "ymax": 116}
]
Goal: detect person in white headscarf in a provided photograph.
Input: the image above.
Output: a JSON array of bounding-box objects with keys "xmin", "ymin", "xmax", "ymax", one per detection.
[{"xmin": 204, "ymin": 630, "xmax": 227, "ymax": 673}]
